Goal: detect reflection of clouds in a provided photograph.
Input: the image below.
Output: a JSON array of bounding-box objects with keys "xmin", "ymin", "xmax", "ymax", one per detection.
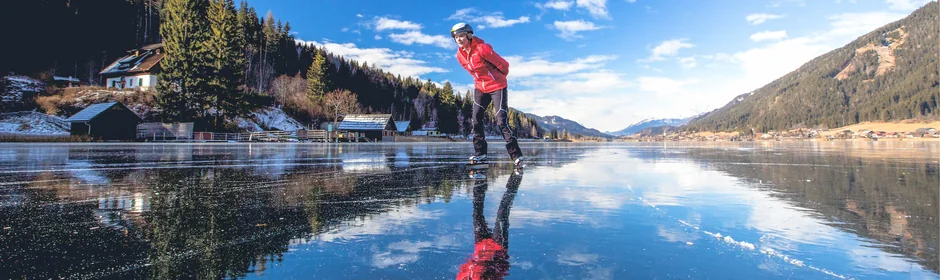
[
  {"xmin": 657, "ymin": 225, "xmax": 699, "ymax": 244},
  {"xmin": 586, "ymin": 266, "xmax": 613, "ymax": 280},
  {"xmin": 622, "ymin": 147, "xmax": 937, "ymax": 278},
  {"xmin": 633, "ymin": 159, "xmax": 839, "ymax": 247},
  {"xmin": 638, "ymin": 161, "xmax": 741, "ymax": 206},
  {"xmin": 744, "ymin": 191, "xmax": 838, "ymax": 248},
  {"xmin": 520, "ymin": 148, "xmax": 643, "ymax": 210},
  {"xmin": 557, "ymin": 251, "xmax": 599, "ymax": 266},
  {"xmin": 371, "ymin": 252, "xmax": 419, "ymax": 268},
  {"xmin": 316, "ymin": 205, "xmax": 443, "ymax": 242},
  {"xmin": 509, "ymin": 208, "xmax": 599, "ymax": 227},
  {"xmin": 371, "ymin": 235, "xmax": 460, "ymax": 268},
  {"xmin": 850, "ymin": 247, "xmax": 915, "ymax": 273}
]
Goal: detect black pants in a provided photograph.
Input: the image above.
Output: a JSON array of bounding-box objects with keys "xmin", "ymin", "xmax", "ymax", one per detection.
[
  {"xmin": 472, "ymin": 87, "xmax": 523, "ymax": 160},
  {"xmin": 472, "ymin": 172, "xmax": 523, "ymax": 249}
]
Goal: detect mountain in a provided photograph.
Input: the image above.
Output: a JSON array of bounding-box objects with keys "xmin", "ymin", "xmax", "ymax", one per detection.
[
  {"xmin": 524, "ymin": 113, "xmax": 612, "ymax": 138},
  {"xmin": 633, "ymin": 125, "xmax": 680, "ymax": 137},
  {"xmin": 687, "ymin": 2, "xmax": 939, "ymax": 133},
  {"xmin": 607, "ymin": 116, "xmax": 694, "ymax": 136}
]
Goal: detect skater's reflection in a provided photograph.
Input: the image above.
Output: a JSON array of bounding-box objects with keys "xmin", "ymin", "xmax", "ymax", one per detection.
[{"xmin": 456, "ymin": 172, "xmax": 523, "ymax": 280}]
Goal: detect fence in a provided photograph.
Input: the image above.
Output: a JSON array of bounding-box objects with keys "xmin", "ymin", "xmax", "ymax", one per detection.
[{"xmin": 176, "ymin": 129, "xmax": 330, "ymax": 142}]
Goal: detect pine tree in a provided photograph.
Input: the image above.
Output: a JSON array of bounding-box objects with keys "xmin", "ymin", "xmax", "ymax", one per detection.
[
  {"xmin": 307, "ymin": 49, "xmax": 330, "ymax": 99},
  {"xmin": 441, "ymin": 81, "xmax": 456, "ymax": 106},
  {"xmin": 158, "ymin": 0, "xmax": 210, "ymax": 123},
  {"xmin": 205, "ymin": 0, "xmax": 246, "ymax": 130}
]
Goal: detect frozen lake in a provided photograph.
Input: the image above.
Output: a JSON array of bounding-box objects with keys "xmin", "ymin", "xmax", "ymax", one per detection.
[{"xmin": 0, "ymin": 141, "xmax": 937, "ymax": 279}]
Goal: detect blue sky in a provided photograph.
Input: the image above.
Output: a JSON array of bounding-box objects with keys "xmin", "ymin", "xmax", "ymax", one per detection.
[{"xmin": 243, "ymin": 0, "xmax": 934, "ymax": 132}]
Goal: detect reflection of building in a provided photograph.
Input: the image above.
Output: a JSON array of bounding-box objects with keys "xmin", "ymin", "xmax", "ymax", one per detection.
[
  {"xmin": 66, "ymin": 102, "xmax": 142, "ymax": 140},
  {"xmin": 100, "ymin": 43, "xmax": 164, "ymax": 90},
  {"xmin": 341, "ymin": 154, "xmax": 390, "ymax": 172}
]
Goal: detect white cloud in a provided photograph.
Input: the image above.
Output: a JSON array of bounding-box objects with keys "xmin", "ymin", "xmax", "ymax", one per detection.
[
  {"xmin": 768, "ymin": 0, "xmax": 806, "ymax": 8},
  {"xmin": 678, "ymin": 57, "xmax": 697, "ymax": 69},
  {"xmin": 341, "ymin": 27, "xmax": 349, "ymax": 32},
  {"xmin": 733, "ymin": 11, "xmax": 909, "ymax": 92},
  {"xmin": 373, "ymin": 17, "xmax": 422, "ymax": 31},
  {"xmin": 576, "ymin": 0, "xmax": 610, "ymax": 19},
  {"xmin": 481, "ymin": 15, "xmax": 531, "ymax": 29},
  {"xmin": 745, "ymin": 13, "xmax": 784, "ymax": 25},
  {"xmin": 749, "ymin": 30, "xmax": 788, "ymax": 42},
  {"xmin": 387, "ymin": 31, "xmax": 454, "ymax": 49},
  {"xmin": 374, "ymin": 35, "xmax": 382, "ymax": 40},
  {"xmin": 827, "ymin": 12, "xmax": 907, "ymax": 37},
  {"xmin": 553, "ymin": 20, "xmax": 604, "ymax": 39},
  {"xmin": 641, "ymin": 38, "xmax": 694, "ymax": 62},
  {"xmin": 296, "ymin": 39, "xmax": 448, "ymax": 79},
  {"xmin": 637, "ymin": 76, "xmax": 699, "ymax": 96},
  {"xmin": 885, "ymin": 0, "xmax": 933, "ymax": 10},
  {"xmin": 538, "ymin": 0, "xmax": 574, "ymax": 10},
  {"xmin": 356, "ymin": 14, "xmax": 363, "ymax": 18},
  {"xmin": 447, "ymin": 8, "xmax": 530, "ymax": 29},
  {"xmin": 447, "ymin": 8, "xmax": 476, "ymax": 21},
  {"xmin": 505, "ymin": 54, "xmax": 617, "ymax": 78}
]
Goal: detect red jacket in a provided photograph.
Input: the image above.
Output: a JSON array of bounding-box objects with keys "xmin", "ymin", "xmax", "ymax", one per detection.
[
  {"xmin": 456, "ymin": 36, "xmax": 509, "ymax": 93},
  {"xmin": 456, "ymin": 238, "xmax": 510, "ymax": 280}
]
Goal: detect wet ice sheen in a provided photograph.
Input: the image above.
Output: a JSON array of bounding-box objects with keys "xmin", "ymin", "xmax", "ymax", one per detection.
[{"xmin": 0, "ymin": 142, "xmax": 937, "ymax": 279}]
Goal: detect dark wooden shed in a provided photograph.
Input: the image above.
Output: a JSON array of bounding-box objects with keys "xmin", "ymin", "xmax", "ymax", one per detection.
[{"xmin": 66, "ymin": 102, "xmax": 142, "ymax": 140}]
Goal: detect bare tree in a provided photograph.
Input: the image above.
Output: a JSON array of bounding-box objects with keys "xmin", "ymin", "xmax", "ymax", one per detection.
[
  {"xmin": 270, "ymin": 74, "xmax": 317, "ymax": 120},
  {"xmin": 324, "ymin": 88, "xmax": 361, "ymax": 125}
]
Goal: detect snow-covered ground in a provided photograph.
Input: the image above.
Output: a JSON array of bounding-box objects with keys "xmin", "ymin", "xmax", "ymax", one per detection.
[
  {"xmin": 0, "ymin": 111, "xmax": 69, "ymax": 135},
  {"xmin": 235, "ymin": 106, "xmax": 306, "ymax": 132},
  {"xmin": 2, "ymin": 75, "xmax": 43, "ymax": 103}
]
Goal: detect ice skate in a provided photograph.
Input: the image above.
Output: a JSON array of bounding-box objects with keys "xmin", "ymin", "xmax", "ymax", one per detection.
[
  {"xmin": 513, "ymin": 156, "xmax": 526, "ymax": 169},
  {"xmin": 469, "ymin": 154, "xmax": 487, "ymax": 164},
  {"xmin": 468, "ymin": 169, "xmax": 487, "ymax": 179}
]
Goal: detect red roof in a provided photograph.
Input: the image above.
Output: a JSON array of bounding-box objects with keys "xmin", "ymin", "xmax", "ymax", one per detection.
[{"xmin": 100, "ymin": 43, "xmax": 165, "ymax": 77}]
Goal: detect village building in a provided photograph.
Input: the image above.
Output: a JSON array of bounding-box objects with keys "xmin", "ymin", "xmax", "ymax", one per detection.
[
  {"xmin": 337, "ymin": 114, "xmax": 397, "ymax": 142},
  {"xmin": 66, "ymin": 102, "xmax": 142, "ymax": 140},
  {"xmin": 49, "ymin": 76, "xmax": 85, "ymax": 88},
  {"xmin": 412, "ymin": 120, "xmax": 442, "ymax": 137},
  {"xmin": 100, "ymin": 43, "xmax": 165, "ymax": 90}
]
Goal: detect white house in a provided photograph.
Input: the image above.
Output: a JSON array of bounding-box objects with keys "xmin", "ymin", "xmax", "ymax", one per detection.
[{"xmin": 100, "ymin": 43, "xmax": 164, "ymax": 90}]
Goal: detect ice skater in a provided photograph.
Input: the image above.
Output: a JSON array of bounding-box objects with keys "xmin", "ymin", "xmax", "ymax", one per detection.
[{"xmin": 451, "ymin": 22, "xmax": 525, "ymax": 168}]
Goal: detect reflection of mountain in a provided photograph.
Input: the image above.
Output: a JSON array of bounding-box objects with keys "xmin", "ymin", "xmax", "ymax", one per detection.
[{"xmin": 664, "ymin": 146, "xmax": 939, "ymax": 273}]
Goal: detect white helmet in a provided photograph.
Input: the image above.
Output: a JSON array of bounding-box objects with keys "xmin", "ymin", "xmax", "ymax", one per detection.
[{"xmin": 451, "ymin": 22, "xmax": 473, "ymax": 38}]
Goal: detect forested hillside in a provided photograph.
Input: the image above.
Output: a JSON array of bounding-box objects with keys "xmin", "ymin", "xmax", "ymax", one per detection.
[{"xmin": 687, "ymin": 2, "xmax": 938, "ymax": 133}]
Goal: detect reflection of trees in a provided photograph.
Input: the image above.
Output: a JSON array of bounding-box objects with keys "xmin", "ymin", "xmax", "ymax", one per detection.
[
  {"xmin": 674, "ymin": 148, "xmax": 939, "ymax": 273},
  {"xmin": 143, "ymin": 168, "xmax": 311, "ymax": 279},
  {"xmin": 0, "ymin": 186, "xmax": 149, "ymax": 279}
]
